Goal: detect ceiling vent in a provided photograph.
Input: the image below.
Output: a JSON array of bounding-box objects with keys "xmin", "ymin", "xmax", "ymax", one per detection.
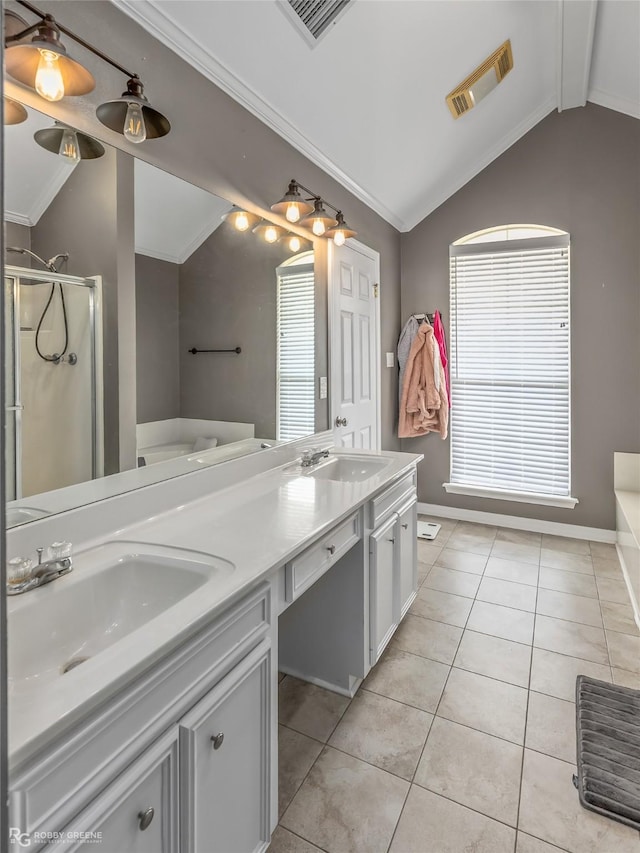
[
  {"xmin": 446, "ymin": 39, "xmax": 514, "ymax": 119},
  {"xmin": 279, "ymin": 0, "xmax": 353, "ymax": 46}
]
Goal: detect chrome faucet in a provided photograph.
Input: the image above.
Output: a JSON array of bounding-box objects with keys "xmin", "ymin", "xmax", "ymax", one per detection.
[
  {"xmin": 301, "ymin": 447, "xmax": 330, "ymax": 468},
  {"xmin": 7, "ymin": 541, "xmax": 73, "ymax": 595}
]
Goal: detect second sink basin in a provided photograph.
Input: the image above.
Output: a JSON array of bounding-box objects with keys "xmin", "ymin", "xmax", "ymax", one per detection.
[
  {"xmin": 8, "ymin": 542, "xmax": 235, "ymax": 690},
  {"xmin": 306, "ymin": 455, "xmax": 391, "ymax": 483}
]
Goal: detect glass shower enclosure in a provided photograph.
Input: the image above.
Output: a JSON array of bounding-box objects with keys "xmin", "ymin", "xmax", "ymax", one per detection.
[{"xmin": 4, "ymin": 266, "xmax": 103, "ymax": 503}]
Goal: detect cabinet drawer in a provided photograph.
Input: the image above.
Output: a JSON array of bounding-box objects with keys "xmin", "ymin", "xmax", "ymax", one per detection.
[
  {"xmin": 285, "ymin": 512, "xmax": 360, "ymax": 603},
  {"xmin": 369, "ymin": 471, "xmax": 416, "ymax": 529},
  {"xmin": 10, "ymin": 585, "xmax": 270, "ymax": 842}
]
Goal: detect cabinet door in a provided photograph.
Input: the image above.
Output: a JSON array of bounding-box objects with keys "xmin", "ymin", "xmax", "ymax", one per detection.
[
  {"xmin": 180, "ymin": 641, "xmax": 271, "ymax": 853},
  {"xmin": 49, "ymin": 730, "xmax": 179, "ymax": 853},
  {"xmin": 369, "ymin": 515, "xmax": 398, "ymax": 665},
  {"xmin": 397, "ymin": 498, "xmax": 418, "ymax": 621}
]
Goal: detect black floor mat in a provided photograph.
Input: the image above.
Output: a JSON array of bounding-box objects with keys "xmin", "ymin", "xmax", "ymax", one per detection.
[{"xmin": 574, "ymin": 675, "xmax": 640, "ymax": 831}]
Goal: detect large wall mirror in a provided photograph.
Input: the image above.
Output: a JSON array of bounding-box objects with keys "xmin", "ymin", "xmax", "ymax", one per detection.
[{"xmin": 4, "ymin": 103, "xmax": 328, "ymax": 528}]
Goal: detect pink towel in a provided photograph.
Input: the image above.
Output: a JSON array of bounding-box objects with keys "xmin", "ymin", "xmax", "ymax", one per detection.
[
  {"xmin": 433, "ymin": 310, "xmax": 451, "ymax": 407},
  {"xmin": 398, "ymin": 322, "xmax": 448, "ymax": 439}
]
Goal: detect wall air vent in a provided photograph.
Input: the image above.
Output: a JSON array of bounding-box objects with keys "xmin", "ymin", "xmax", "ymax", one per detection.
[
  {"xmin": 279, "ymin": 0, "xmax": 353, "ymax": 47},
  {"xmin": 446, "ymin": 39, "xmax": 514, "ymax": 119}
]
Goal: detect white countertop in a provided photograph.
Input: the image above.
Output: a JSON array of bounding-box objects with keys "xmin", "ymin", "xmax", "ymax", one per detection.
[{"xmin": 8, "ymin": 447, "xmax": 421, "ymax": 770}]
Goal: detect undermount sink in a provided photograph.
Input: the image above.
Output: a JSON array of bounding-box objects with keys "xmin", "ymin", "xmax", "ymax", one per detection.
[
  {"xmin": 8, "ymin": 542, "xmax": 234, "ymax": 689},
  {"xmin": 306, "ymin": 455, "xmax": 391, "ymax": 483}
]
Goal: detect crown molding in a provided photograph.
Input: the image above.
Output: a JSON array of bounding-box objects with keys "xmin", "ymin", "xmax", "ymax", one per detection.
[
  {"xmin": 4, "ymin": 210, "xmax": 33, "ymax": 227},
  {"xmin": 402, "ymin": 97, "xmax": 558, "ymax": 231},
  {"xmin": 588, "ymin": 88, "xmax": 640, "ymax": 120},
  {"xmin": 113, "ymin": 0, "xmax": 406, "ymax": 231}
]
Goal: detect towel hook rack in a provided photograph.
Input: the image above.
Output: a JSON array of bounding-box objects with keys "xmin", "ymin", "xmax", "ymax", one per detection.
[{"xmin": 188, "ymin": 347, "xmax": 242, "ymax": 355}]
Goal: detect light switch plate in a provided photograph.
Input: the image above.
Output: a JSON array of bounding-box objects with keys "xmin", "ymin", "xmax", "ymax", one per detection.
[
  {"xmin": 319, "ymin": 376, "xmax": 327, "ymax": 399},
  {"xmin": 386, "ymin": 352, "xmax": 395, "ymax": 368}
]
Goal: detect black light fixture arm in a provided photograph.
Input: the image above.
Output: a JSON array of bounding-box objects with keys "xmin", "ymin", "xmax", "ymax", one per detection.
[
  {"xmin": 292, "ymin": 179, "xmax": 342, "ymax": 216},
  {"xmin": 10, "ymin": 0, "xmax": 138, "ymax": 80}
]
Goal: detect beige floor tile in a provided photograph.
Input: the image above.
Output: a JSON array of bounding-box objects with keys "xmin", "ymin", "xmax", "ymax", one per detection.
[
  {"xmin": 516, "ymin": 832, "xmax": 568, "ymax": 852},
  {"xmin": 519, "ymin": 749, "xmax": 640, "ymax": 853},
  {"xmin": 491, "ymin": 539, "xmax": 541, "ymax": 565},
  {"xmin": 446, "ymin": 530, "xmax": 494, "ymax": 556},
  {"xmin": 454, "ymin": 520, "xmax": 498, "ymax": 539},
  {"xmin": 525, "ymin": 692, "xmax": 576, "ymax": 764},
  {"xmin": 434, "ymin": 547, "xmax": 488, "ymax": 575},
  {"xmin": 416, "ymin": 540, "xmax": 443, "ymax": 565},
  {"xmin": 541, "ymin": 535, "xmax": 591, "ymax": 556},
  {"xmin": 612, "ymin": 667, "xmax": 640, "ymax": 688},
  {"xmin": 496, "ymin": 528, "xmax": 542, "ymax": 546},
  {"xmin": 329, "ymin": 690, "xmax": 432, "ymax": 780},
  {"xmin": 281, "ymin": 746, "xmax": 409, "ymax": 853},
  {"xmin": 278, "ymin": 725, "xmax": 324, "ymax": 818},
  {"xmin": 417, "ymin": 561, "xmax": 430, "ymax": 586},
  {"xmin": 601, "ymin": 600, "xmax": 639, "ymax": 635},
  {"xmin": 389, "ymin": 785, "xmax": 515, "ymax": 853},
  {"xmin": 606, "ymin": 630, "xmax": 640, "ymax": 673},
  {"xmin": 589, "ymin": 541, "xmax": 618, "ymax": 560},
  {"xmin": 477, "ymin": 576, "xmax": 537, "ymax": 612},
  {"xmin": 534, "ymin": 615, "xmax": 609, "ymax": 665},
  {"xmin": 540, "ymin": 549, "xmax": 594, "ymax": 575},
  {"xmin": 485, "ymin": 555, "xmax": 540, "ymax": 586},
  {"xmin": 279, "ymin": 676, "xmax": 350, "ymax": 742},
  {"xmin": 391, "ymin": 614, "xmax": 462, "ymax": 664},
  {"xmin": 529, "ymin": 648, "xmax": 612, "ymax": 702},
  {"xmin": 423, "ymin": 564, "xmax": 481, "ymax": 598},
  {"xmin": 267, "ymin": 826, "xmax": 323, "ymax": 853},
  {"xmin": 536, "ymin": 588, "xmax": 603, "ymax": 628},
  {"xmin": 409, "ymin": 586, "xmax": 473, "ymax": 628},
  {"xmin": 596, "ymin": 576, "xmax": 633, "ymax": 604},
  {"xmin": 363, "ymin": 646, "xmax": 449, "ymax": 713},
  {"xmin": 454, "ymin": 629, "xmax": 532, "ymax": 687},
  {"xmin": 415, "ymin": 717, "xmax": 523, "ymax": 825},
  {"xmin": 437, "ymin": 667, "xmax": 528, "ymax": 744},
  {"xmin": 467, "ymin": 600, "xmax": 535, "ymax": 644},
  {"xmin": 539, "ymin": 566, "xmax": 598, "ymax": 598},
  {"xmin": 592, "ymin": 555, "xmax": 623, "ymax": 579}
]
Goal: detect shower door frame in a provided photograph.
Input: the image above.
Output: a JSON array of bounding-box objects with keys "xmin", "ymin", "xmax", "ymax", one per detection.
[{"xmin": 4, "ymin": 265, "xmax": 104, "ymax": 501}]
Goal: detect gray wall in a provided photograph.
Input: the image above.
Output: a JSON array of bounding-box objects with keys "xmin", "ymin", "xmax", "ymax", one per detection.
[
  {"xmin": 8, "ymin": 0, "xmax": 401, "ymax": 452},
  {"xmin": 401, "ymin": 104, "xmax": 640, "ymax": 530},
  {"xmin": 5, "ymin": 222, "xmax": 31, "ymax": 258},
  {"xmin": 135, "ymin": 254, "xmax": 180, "ymax": 424},
  {"xmin": 30, "ymin": 148, "xmax": 136, "ymax": 475}
]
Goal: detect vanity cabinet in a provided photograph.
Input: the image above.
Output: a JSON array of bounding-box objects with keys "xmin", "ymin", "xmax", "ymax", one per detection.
[
  {"xmin": 369, "ymin": 515, "xmax": 398, "ymax": 663},
  {"xmin": 396, "ymin": 497, "xmax": 418, "ymax": 621}
]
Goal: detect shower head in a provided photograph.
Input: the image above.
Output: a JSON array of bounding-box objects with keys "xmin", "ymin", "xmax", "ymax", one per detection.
[
  {"xmin": 6, "ymin": 247, "xmax": 69, "ymax": 273},
  {"xmin": 47, "ymin": 253, "xmax": 70, "ymax": 272}
]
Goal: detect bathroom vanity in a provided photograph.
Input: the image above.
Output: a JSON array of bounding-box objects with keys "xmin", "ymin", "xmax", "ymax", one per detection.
[{"xmin": 6, "ymin": 439, "xmax": 421, "ymax": 852}]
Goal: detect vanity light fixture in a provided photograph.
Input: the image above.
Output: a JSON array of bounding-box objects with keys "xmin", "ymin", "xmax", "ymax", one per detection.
[
  {"xmin": 253, "ymin": 220, "xmax": 285, "ymax": 244},
  {"xmin": 34, "ymin": 122, "xmax": 105, "ymax": 161},
  {"xmin": 4, "ymin": 97, "xmax": 28, "ymax": 125},
  {"xmin": 5, "ymin": 1, "xmax": 171, "ymax": 143},
  {"xmin": 223, "ymin": 206, "xmax": 260, "ymax": 232},
  {"xmin": 271, "ymin": 178, "xmax": 357, "ymax": 244}
]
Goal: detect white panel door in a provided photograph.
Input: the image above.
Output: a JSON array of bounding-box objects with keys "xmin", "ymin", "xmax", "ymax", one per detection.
[{"xmin": 330, "ymin": 241, "xmax": 379, "ymax": 450}]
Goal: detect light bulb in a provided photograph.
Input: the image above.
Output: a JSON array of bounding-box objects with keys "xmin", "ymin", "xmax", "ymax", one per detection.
[
  {"xmin": 312, "ymin": 219, "xmax": 326, "ymax": 237},
  {"xmin": 333, "ymin": 230, "xmax": 346, "ymax": 247},
  {"xmin": 265, "ymin": 225, "xmax": 278, "ymax": 243},
  {"xmin": 288, "ymin": 236, "xmax": 301, "ymax": 252},
  {"xmin": 123, "ymin": 102, "xmax": 146, "ymax": 143},
  {"xmin": 234, "ymin": 211, "xmax": 249, "ymax": 231},
  {"xmin": 35, "ymin": 50, "xmax": 64, "ymax": 102},
  {"xmin": 285, "ymin": 202, "xmax": 301, "ymax": 223},
  {"xmin": 58, "ymin": 128, "xmax": 80, "ymax": 163}
]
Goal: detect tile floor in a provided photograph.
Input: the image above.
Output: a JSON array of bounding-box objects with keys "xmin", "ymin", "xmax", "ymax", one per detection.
[{"xmin": 269, "ymin": 518, "xmax": 640, "ymax": 853}]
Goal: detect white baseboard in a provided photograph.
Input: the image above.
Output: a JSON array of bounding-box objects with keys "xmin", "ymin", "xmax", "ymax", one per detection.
[
  {"xmin": 417, "ymin": 502, "xmax": 616, "ymax": 543},
  {"xmin": 616, "ymin": 544, "xmax": 640, "ymax": 631}
]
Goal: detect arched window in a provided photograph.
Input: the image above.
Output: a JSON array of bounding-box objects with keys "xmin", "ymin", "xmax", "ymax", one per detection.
[
  {"xmin": 276, "ymin": 252, "xmax": 315, "ymax": 441},
  {"xmin": 445, "ymin": 225, "xmax": 576, "ymax": 507}
]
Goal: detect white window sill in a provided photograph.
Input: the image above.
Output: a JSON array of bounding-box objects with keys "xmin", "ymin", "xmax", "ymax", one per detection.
[{"xmin": 443, "ymin": 483, "xmax": 579, "ymax": 509}]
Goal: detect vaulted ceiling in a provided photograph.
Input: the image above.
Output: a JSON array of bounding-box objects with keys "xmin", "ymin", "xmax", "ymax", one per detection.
[{"xmin": 114, "ymin": 0, "xmax": 639, "ymax": 231}]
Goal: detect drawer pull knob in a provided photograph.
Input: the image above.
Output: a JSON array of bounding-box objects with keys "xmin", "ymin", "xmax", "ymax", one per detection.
[
  {"xmin": 388, "ymin": 537, "xmax": 395, "ymax": 543},
  {"xmin": 138, "ymin": 808, "xmax": 154, "ymax": 831},
  {"xmin": 326, "ymin": 545, "xmax": 336, "ymax": 555},
  {"xmin": 211, "ymin": 732, "xmax": 225, "ymax": 750},
  {"xmin": 401, "ymin": 523, "xmax": 409, "ymax": 529}
]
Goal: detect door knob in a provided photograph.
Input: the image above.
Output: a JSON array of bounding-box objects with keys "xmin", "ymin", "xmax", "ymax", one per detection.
[
  {"xmin": 138, "ymin": 808, "xmax": 154, "ymax": 831},
  {"xmin": 335, "ymin": 416, "xmax": 348, "ymax": 427},
  {"xmin": 211, "ymin": 732, "xmax": 225, "ymax": 750}
]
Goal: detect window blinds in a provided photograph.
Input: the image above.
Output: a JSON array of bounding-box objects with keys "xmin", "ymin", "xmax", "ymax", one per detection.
[
  {"xmin": 276, "ymin": 263, "xmax": 316, "ymax": 441},
  {"xmin": 449, "ymin": 235, "xmax": 570, "ymax": 498}
]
